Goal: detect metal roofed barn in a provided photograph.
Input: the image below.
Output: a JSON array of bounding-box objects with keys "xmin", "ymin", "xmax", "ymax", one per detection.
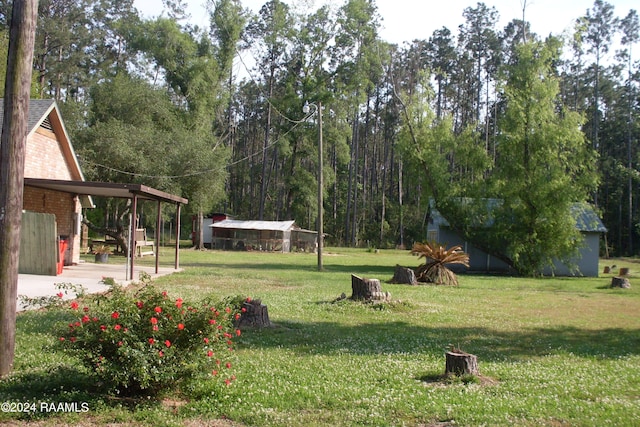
[{"xmin": 210, "ymin": 219, "xmax": 317, "ymax": 253}]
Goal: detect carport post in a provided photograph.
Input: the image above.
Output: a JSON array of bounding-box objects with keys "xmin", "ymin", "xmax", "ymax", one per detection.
[
  {"xmin": 155, "ymin": 200, "xmax": 161, "ymax": 274},
  {"xmin": 129, "ymin": 193, "xmax": 138, "ymax": 281},
  {"xmin": 175, "ymin": 203, "xmax": 181, "ymax": 269}
]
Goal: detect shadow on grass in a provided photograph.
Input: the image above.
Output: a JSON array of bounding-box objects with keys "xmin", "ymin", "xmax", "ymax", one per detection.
[
  {"xmin": 178, "ymin": 261, "xmax": 397, "ymax": 278},
  {"xmin": 241, "ymin": 318, "xmax": 640, "ymax": 361}
]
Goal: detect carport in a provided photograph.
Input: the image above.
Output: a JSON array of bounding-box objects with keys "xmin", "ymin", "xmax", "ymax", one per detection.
[{"xmin": 24, "ymin": 178, "xmax": 188, "ymax": 280}]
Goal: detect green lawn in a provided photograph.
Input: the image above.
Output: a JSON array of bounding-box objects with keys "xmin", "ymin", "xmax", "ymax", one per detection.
[{"xmin": 2, "ymin": 248, "xmax": 639, "ymax": 426}]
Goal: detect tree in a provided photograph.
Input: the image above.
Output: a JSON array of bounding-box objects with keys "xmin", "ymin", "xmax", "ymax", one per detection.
[
  {"xmin": 399, "ymin": 38, "xmax": 599, "ymax": 276},
  {"xmin": 619, "ymin": 9, "xmax": 639, "ymax": 254},
  {"xmin": 490, "ymin": 39, "xmax": 599, "ymax": 275},
  {"xmin": 0, "ymin": 0, "xmax": 39, "ymax": 378}
]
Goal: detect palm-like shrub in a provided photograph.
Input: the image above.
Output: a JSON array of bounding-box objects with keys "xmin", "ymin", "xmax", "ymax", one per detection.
[{"xmin": 411, "ymin": 242, "xmax": 470, "ymax": 286}]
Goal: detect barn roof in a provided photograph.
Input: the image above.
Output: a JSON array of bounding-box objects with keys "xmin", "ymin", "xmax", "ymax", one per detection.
[
  {"xmin": 211, "ymin": 219, "xmax": 296, "ymax": 232},
  {"xmin": 430, "ymin": 199, "xmax": 607, "ymax": 233}
]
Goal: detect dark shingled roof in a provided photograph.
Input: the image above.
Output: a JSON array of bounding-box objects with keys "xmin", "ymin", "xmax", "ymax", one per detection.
[{"xmin": 0, "ymin": 99, "xmax": 57, "ymax": 134}]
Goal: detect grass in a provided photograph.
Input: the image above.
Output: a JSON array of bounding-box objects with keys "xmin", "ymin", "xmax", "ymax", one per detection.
[{"xmin": 1, "ymin": 247, "xmax": 639, "ymax": 426}]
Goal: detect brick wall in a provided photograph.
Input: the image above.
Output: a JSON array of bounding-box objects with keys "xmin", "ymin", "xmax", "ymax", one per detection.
[
  {"xmin": 24, "ymin": 128, "xmax": 73, "ymax": 180},
  {"xmin": 23, "ymin": 126, "xmax": 82, "ymax": 266}
]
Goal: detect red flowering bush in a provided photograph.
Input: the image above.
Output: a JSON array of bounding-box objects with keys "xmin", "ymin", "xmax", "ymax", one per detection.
[{"xmin": 56, "ymin": 277, "xmax": 247, "ymax": 396}]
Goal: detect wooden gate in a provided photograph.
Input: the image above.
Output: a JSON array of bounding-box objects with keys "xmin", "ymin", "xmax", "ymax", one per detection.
[{"xmin": 19, "ymin": 211, "xmax": 57, "ymax": 275}]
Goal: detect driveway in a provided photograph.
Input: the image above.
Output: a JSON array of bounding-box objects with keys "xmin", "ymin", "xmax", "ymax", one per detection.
[{"xmin": 17, "ymin": 262, "xmax": 181, "ymax": 311}]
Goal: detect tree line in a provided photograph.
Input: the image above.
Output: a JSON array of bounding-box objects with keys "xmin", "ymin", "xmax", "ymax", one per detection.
[{"xmin": 1, "ymin": 0, "xmax": 638, "ymax": 265}]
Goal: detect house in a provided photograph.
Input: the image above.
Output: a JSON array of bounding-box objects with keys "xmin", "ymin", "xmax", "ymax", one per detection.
[
  {"xmin": 3, "ymin": 99, "xmax": 188, "ymax": 277},
  {"xmin": 0, "ymin": 99, "xmax": 92, "ymax": 274},
  {"xmin": 210, "ymin": 219, "xmax": 317, "ymax": 252},
  {"xmin": 426, "ymin": 202, "xmax": 607, "ymax": 277}
]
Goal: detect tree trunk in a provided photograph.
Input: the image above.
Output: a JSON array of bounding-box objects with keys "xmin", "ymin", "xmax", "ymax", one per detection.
[
  {"xmin": 351, "ymin": 275, "xmax": 389, "ymax": 301},
  {"xmin": 445, "ymin": 350, "xmax": 479, "ymax": 376},
  {"xmin": 0, "ymin": 0, "xmax": 39, "ymax": 378}
]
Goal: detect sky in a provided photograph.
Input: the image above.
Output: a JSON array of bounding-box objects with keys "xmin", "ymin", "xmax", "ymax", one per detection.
[{"xmin": 133, "ymin": 0, "xmax": 638, "ymax": 48}]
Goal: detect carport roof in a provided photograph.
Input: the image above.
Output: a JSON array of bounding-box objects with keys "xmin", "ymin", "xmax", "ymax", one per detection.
[{"xmin": 24, "ymin": 178, "xmax": 188, "ymax": 204}]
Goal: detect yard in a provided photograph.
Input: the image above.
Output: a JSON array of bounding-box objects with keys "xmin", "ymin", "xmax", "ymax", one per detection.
[{"xmin": 1, "ymin": 247, "xmax": 639, "ymax": 426}]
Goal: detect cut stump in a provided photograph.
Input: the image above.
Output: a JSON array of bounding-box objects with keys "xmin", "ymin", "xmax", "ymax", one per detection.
[
  {"xmin": 391, "ymin": 265, "xmax": 418, "ymax": 285},
  {"xmin": 237, "ymin": 301, "xmax": 271, "ymax": 328},
  {"xmin": 351, "ymin": 275, "xmax": 390, "ymax": 301},
  {"xmin": 611, "ymin": 277, "xmax": 631, "ymax": 289},
  {"xmin": 445, "ymin": 350, "xmax": 479, "ymax": 376}
]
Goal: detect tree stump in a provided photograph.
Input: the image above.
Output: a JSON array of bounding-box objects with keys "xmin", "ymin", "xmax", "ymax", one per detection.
[
  {"xmin": 237, "ymin": 301, "xmax": 271, "ymax": 328},
  {"xmin": 391, "ymin": 265, "xmax": 418, "ymax": 285},
  {"xmin": 351, "ymin": 275, "xmax": 389, "ymax": 301},
  {"xmin": 611, "ymin": 277, "xmax": 631, "ymax": 289},
  {"xmin": 445, "ymin": 350, "xmax": 479, "ymax": 376}
]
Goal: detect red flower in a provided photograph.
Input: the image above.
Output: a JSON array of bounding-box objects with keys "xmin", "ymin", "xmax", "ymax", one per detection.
[
  {"xmin": 235, "ymin": 313, "xmax": 241, "ymax": 320},
  {"xmin": 177, "ymin": 323, "xmax": 184, "ymax": 330},
  {"xmin": 225, "ymin": 307, "xmax": 231, "ymax": 313},
  {"xmin": 114, "ymin": 324, "xmax": 121, "ymax": 331},
  {"xmin": 148, "ymin": 338, "xmax": 155, "ymax": 345},
  {"xmin": 56, "ymin": 292, "xmax": 63, "ymax": 298},
  {"xmin": 59, "ymin": 337, "xmax": 65, "ymax": 341},
  {"xmin": 83, "ymin": 306, "xmax": 89, "ymax": 312},
  {"xmin": 74, "ymin": 321, "xmax": 81, "ymax": 327},
  {"xmin": 99, "ymin": 325, "xmax": 107, "ymax": 331},
  {"xmin": 235, "ymin": 329, "xmax": 241, "ymax": 336},
  {"xmin": 207, "ymin": 350, "xmax": 213, "ymax": 357},
  {"xmin": 158, "ymin": 351, "xmax": 164, "ymax": 357},
  {"xmin": 175, "ymin": 298, "xmax": 183, "ymax": 308},
  {"xmin": 209, "ymin": 319, "xmax": 217, "ymax": 325},
  {"xmin": 70, "ymin": 301, "xmax": 79, "ymax": 310},
  {"xmin": 246, "ymin": 297, "xmax": 251, "ymax": 303},
  {"xmin": 136, "ymin": 301, "xmax": 144, "ymax": 309},
  {"xmin": 117, "ymin": 341, "xmax": 123, "ymax": 346},
  {"xmin": 91, "ymin": 317, "xmax": 98, "ymax": 322},
  {"xmin": 224, "ymin": 379, "xmax": 231, "ymax": 386},
  {"xmin": 70, "ymin": 337, "xmax": 77, "ymax": 342},
  {"xmin": 150, "ymin": 317, "xmax": 158, "ymax": 325},
  {"xmin": 164, "ymin": 340, "xmax": 171, "ymax": 347},
  {"xmin": 212, "ymin": 370, "xmax": 218, "ymax": 376},
  {"xmin": 111, "ymin": 311, "xmax": 120, "ymax": 319},
  {"xmin": 81, "ymin": 315, "xmax": 90, "ymax": 323},
  {"xmin": 162, "ymin": 291, "xmax": 168, "ymax": 298},
  {"xmin": 203, "ymin": 337, "xmax": 209, "ymax": 344},
  {"xmin": 226, "ymin": 362, "xmax": 232, "ymax": 369},
  {"xmin": 241, "ymin": 307, "xmax": 247, "ymax": 313},
  {"xmin": 154, "ymin": 306, "xmax": 162, "ymax": 313}
]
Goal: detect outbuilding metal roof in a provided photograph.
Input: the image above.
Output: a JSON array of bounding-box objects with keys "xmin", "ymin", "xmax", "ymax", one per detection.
[{"xmin": 210, "ymin": 219, "xmax": 296, "ymax": 232}]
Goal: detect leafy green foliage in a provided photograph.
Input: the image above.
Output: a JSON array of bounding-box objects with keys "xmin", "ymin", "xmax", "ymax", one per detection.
[
  {"xmin": 400, "ymin": 39, "xmax": 599, "ymax": 276},
  {"xmin": 55, "ymin": 276, "xmax": 244, "ymax": 395}
]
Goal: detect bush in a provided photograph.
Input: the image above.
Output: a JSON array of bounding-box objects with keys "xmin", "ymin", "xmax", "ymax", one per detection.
[{"xmin": 55, "ymin": 275, "xmax": 247, "ymax": 396}]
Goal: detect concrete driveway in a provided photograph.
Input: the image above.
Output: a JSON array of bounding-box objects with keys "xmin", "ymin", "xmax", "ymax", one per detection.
[{"xmin": 17, "ymin": 262, "xmax": 181, "ymax": 311}]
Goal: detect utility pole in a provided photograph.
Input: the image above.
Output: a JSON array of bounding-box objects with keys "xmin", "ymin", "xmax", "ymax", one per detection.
[{"xmin": 0, "ymin": 0, "xmax": 39, "ymax": 377}]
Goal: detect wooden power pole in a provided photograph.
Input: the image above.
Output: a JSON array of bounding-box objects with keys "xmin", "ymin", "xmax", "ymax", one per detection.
[{"xmin": 0, "ymin": 0, "xmax": 39, "ymax": 377}]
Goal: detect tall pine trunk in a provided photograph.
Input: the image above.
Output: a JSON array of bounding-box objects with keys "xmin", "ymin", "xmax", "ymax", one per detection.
[{"xmin": 0, "ymin": 0, "xmax": 39, "ymax": 377}]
